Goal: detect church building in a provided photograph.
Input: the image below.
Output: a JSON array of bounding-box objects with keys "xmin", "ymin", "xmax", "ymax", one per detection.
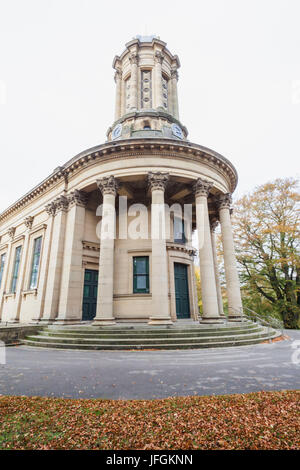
[{"xmin": 0, "ymin": 36, "xmax": 243, "ymax": 326}]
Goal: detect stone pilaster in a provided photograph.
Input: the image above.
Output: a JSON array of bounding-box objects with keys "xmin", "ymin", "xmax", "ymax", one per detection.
[
  {"xmin": 171, "ymin": 68, "xmax": 179, "ymax": 120},
  {"xmin": 218, "ymin": 193, "xmax": 243, "ymax": 321},
  {"xmin": 154, "ymin": 51, "xmax": 164, "ymax": 109},
  {"xmin": 114, "ymin": 68, "xmax": 122, "ymax": 121},
  {"xmin": 13, "ymin": 216, "xmax": 35, "ymax": 322},
  {"xmin": 129, "ymin": 52, "xmax": 139, "ymax": 110},
  {"xmin": 93, "ymin": 176, "xmax": 118, "ymax": 325},
  {"xmin": 0, "ymin": 241, "xmax": 12, "ymax": 322},
  {"xmin": 210, "ymin": 219, "xmax": 225, "ymax": 317},
  {"xmin": 41, "ymin": 196, "xmax": 68, "ymax": 322},
  {"xmin": 194, "ymin": 178, "xmax": 223, "ymax": 323},
  {"xmin": 148, "ymin": 172, "xmax": 172, "ymax": 325},
  {"xmin": 56, "ymin": 190, "xmax": 88, "ymax": 324}
]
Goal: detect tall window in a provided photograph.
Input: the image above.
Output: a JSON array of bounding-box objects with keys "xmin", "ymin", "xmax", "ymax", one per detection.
[
  {"xmin": 174, "ymin": 217, "xmax": 186, "ymax": 244},
  {"xmin": 162, "ymin": 75, "xmax": 168, "ymax": 110},
  {"xmin": 0, "ymin": 253, "xmax": 6, "ymax": 289},
  {"xmin": 125, "ymin": 76, "xmax": 131, "ymax": 111},
  {"xmin": 141, "ymin": 70, "xmax": 152, "ymax": 109},
  {"xmin": 10, "ymin": 246, "xmax": 22, "ymax": 293},
  {"xmin": 29, "ymin": 236, "xmax": 42, "ymax": 289},
  {"xmin": 133, "ymin": 256, "xmax": 149, "ymax": 293}
]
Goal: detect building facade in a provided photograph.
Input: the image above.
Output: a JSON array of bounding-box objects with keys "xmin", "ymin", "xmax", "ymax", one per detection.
[{"xmin": 0, "ymin": 36, "xmax": 243, "ymax": 325}]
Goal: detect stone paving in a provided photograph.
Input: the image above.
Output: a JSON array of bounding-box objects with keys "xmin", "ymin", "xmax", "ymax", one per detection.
[{"xmin": 0, "ymin": 330, "xmax": 299, "ymax": 399}]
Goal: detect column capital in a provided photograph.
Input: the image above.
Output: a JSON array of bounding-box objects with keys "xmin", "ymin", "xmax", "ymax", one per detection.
[
  {"xmin": 171, "ymin": 68, "xmax": 179, "ymax": 80},
  {"xmin": 68, "ymin": 190, "xmax": 89, "ymax": 208},
  {"xmin": 45, "ymin": 201, "xmax": 57, "ymax": 217},
  {"xmin": 24, "ymin": 216, "xmax": 34, "ymax": 231},
  {"xmin": 148, "ymin": 172, "xmax": 169, "ymax": 192},
  {"xmin": 154, "ymin": 51, "xmax": 163, "ymax": 64},
  {"xmin": 210, "ymin": 217, "xmax": 219, "ymax": 232},
  {"xmin": 129, "ymin": 52, "xmax": 139, "ymax": 65},
  {"xmin": 97, "ymin": 176, "xmax": 119, "ymax": 196},
  {"xmin": 55, "ymin": 195, "xmax": 69, "ymax": 213},
  {"xmin": 218, "ymin": 193, "xmax": 232, "ymax": 210},
  {"xmin": 114, "ymin": 68, "xmax": 122, "ymax": 82},
  {"xmin": 193, "ymin": 178, "xmax": 213, "ymax": 197},
  {"xmin": 8, "ymin": 227, "xmax": 16, "ymax": 239}
]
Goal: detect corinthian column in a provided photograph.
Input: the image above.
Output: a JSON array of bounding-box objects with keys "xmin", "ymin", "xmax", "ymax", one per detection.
[
  {"xmin": 194, "ymin": 179, "xmax": 223, "ymax": 323},
  {"xmin": 56, "ymin": 190, "xmax": 88, "ymax": 323},
  {"xmin": 114, "ymin": 68, "xmax": 122, "ymax": 120},
  {"xmin": 93, "ymin": 176, "xmax": 118, "ymax": 325},
  {"xmin": 129, "ymin": 52, "xmax": 138, "ymax": 111},
  {"xmin": 171, "ymin": 68, "xmax": 179, "ymax": 119},
  {"xmin": 154, "ymin": 51, "xmax": 164, "ymax": 109},
  {"xmin": 210, "ymin": 219, "xmax": 225, "ymax": 317},
  {"xmin": 148, "ymin": 172, "xmax": 172, "ymax": 325},
  {"xmin": 218, "ymin": 193, "xmax": 243, "ymax": 321}
]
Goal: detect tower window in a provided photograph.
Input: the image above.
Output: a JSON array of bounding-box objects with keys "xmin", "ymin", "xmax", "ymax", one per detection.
[
  {"xmin": 162, "ymin": 75, "xmax": 169, "ymax": 110},
  {"xmin": 141, "ymin": 70, "xmax": 152, "ymax": 109}
]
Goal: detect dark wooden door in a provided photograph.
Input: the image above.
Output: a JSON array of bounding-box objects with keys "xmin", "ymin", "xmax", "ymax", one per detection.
[
  {"xmin": 82, "ymin": 269, "xmax": 98, "ymax": 321},
  {"xmin": 174, "ymin": 263, "xmax": 190, "ymax": 319}
]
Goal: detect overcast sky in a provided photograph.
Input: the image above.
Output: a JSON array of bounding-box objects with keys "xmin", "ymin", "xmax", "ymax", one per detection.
[{"xmin": 0, "ymin": 0, "xmax": 299, "ymax": 212}]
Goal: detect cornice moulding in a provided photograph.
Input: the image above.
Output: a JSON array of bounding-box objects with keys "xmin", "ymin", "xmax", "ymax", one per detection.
[{"xmin": 0, "ymin": 139, "xmax": 238, "ymax": 224}]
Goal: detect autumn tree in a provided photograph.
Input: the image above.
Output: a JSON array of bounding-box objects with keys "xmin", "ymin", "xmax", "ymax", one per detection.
[{"xmin": 231, "ymin": 178, "xmax": 300, "ymax": 329}]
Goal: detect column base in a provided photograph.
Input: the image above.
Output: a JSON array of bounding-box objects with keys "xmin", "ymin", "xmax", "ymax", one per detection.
[
  {"xmin": 148, "ymin": 317, "xmax": 173, "ymax": 325},
  {"xmin": 200, "ymin": 317, "xmax": 225, "ymax": 324},
  {"xmin": 54, "ymin": 318, "xmax": 82, "ymax": 325},
  {"xmin": 92, "ymin": 318, "xmax": 116, "ymax": 326},
  {"xmin": 228, "ymin": 316, "xmax": 244, "ymax": 322},
  {"xmin": 34, "ymin": 318, "xmax": 56, "ymax": 325}
]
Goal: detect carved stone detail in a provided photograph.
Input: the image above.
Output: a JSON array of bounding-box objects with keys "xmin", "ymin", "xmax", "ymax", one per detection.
[
  {"xmin": 154, "ymin": 51, "xmax": 163, "ymax": 64},
  {"xmin": 8, "ymin": 227, "xmax": 16, "ymax": 239},
  {"xmin": 55, "ymin": 195, "xmax": 69, "ymax": 213},
  {"xmin": 218, "ymin": 193, "xmax": 232, "ymax": 210},
  {"xmin": 129, "ymin": 52, "xmax": 139, "ymax": 65},
  {"xmin": 97, "ymin": 176, "xmax": 119, "ymax": 196},
  {"xmin": 114, "ymin": 68, "xmax": 122, "ymax": 82},
  {"xmin": 193, "ymin": 178, "xmax": 213, "ymax": 197},
  {"xmin": 68, "ymin": 190, "xmax": 88, "ymax": 208},
  {"xmin": 171, "ymin": 68, "xmax": 179, "ymax": 80},
  {"xmin": 24, "ymin": 216, "xmax": 34, "ymax": 230},
  {"xmin": 210, "ymin": 218, "xmax": 219, "ymax": 232},
  {"xmin": 148, "ymin": 172, "xmax": 169, "ymax": 192},
  {"xmin": 45, "ymin": 202, "xmax": 57, "ymax": 217}
]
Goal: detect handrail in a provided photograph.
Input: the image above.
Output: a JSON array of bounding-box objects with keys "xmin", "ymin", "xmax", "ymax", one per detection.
[{"xmin": 230, "ymin": 306, "xmax": 284, "ymax": 338}]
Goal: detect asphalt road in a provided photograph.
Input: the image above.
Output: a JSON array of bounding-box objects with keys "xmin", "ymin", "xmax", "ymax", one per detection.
[{"xmin": 0, "ymin": 330, "xmax": 299, "ymax": 399}]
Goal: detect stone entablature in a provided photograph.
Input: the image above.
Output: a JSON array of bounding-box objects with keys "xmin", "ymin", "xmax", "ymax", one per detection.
[{"xmin": 0, "ymin": 139, "xmax": 238, "ymax": 225}]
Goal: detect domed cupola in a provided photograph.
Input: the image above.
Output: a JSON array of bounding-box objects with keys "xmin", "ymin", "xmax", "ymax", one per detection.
[{"xmin": 107, "ymin": 35, "xmax": 188, "ymax": 142}]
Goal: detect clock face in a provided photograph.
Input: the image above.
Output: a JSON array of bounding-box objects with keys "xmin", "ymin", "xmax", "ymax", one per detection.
[
  {"xmin": 172, "ymin": 123, "xmax": 183, "ymax": 139},
  {"xmin": 112, "ymin": 123, "xmax": 122, "ymax": 140}
]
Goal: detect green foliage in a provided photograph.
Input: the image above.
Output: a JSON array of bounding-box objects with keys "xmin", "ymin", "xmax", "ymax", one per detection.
[{"xmin": 232, "ymin": 178, "xmax": 300, "ymax": 329}]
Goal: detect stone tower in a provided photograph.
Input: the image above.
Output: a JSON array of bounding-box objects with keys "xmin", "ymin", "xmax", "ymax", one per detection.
[{"xmin": 107, "ymin": 35, "xmax": 187, "ymax": 142}]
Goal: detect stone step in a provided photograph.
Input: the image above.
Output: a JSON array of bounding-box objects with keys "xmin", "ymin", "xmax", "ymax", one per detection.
[
  {"xmin": 22, "ymin": 332, "xmax": 279, "ymax": 351},
  {"xmin": 39, "ymin": 326, "xmax": 263, "ymax": 339},
  {"xmin": 43, "ymin": 324, "xmax": 258, "ymax": 335},
  {"xmin": 24, "ymin": 330, "xmax": 275, "ymax": 346}
]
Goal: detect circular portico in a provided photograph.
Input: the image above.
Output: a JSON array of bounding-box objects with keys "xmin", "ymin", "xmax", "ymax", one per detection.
[{"xmin": 37, "ymin": 134, "xmax": 242, "ymax": 326}]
